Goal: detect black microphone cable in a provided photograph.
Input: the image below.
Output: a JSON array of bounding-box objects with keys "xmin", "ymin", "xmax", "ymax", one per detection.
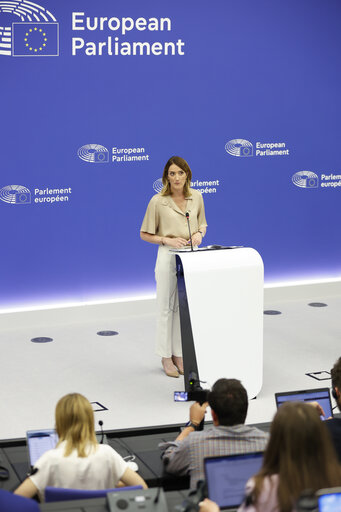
[{"xmin": 154, "ymin": 483, "xmax": 162, "ymax": 504}]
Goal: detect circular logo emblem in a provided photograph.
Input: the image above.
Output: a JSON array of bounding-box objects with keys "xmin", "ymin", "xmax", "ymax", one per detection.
[
  {"xmin": 77, "ymin": 144, "xmax": 109, "ymax": 163},
  {"xmin": 292, "ymin": 171, "xmax": 318, "ymax": 188},
  {"xmin": 225, "ymin": 139, "xmax": 253, "ymax": 157},
  {"xmin": 153, "ymin": 178, "xmax": 163, "ymax": 193},
  {"xmin": 0, "ymin": 185, "xmax": 31, "ymax": 204}
]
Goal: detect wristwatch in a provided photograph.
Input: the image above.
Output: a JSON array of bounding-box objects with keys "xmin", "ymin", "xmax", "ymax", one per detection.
[
  {"xmin": 185, "ymin": 420, "xmax": 200, "ymax": 431},
  {"xmin": 198, "ymin": 230, "xmax": 204, "ymax": 238}
]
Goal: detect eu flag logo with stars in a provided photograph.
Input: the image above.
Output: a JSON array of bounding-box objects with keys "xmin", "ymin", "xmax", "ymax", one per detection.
[{"xmin": 12, "ymin": 23, "xmax": 59, "ymax": 56}]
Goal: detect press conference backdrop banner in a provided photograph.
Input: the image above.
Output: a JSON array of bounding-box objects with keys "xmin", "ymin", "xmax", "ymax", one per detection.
[{"xmin": 1, "ymin": 0, "xmax": 340, "ymax": 309}]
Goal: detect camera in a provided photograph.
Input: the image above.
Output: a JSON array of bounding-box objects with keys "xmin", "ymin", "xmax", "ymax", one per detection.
[
  {"xmin": 174, "ymin": 390, "xmax": 209, "ymax": 403},
  {"xmin": 174, "ymin": 372, "xmax": 210, "ymax": 404}
]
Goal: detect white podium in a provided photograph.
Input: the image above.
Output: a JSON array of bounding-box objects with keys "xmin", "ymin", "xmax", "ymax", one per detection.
[{"xmin": 174, "ymin": 247, "xmax": 264, "ymax": 399}]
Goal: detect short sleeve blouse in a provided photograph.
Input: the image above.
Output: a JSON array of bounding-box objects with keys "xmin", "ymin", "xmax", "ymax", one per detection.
[
  {"xmin": 140, "ymin": 189, "xmax": 207, "ymax": 240},
  {"xmin": 30, "ymin": 442, "xmax": 128, "ymax": 501}
]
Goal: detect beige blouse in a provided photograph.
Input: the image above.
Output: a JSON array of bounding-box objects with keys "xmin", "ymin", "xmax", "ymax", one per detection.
[{"xmin": 141, "ymin": 188, "xmax": 207, "ymax": 239}]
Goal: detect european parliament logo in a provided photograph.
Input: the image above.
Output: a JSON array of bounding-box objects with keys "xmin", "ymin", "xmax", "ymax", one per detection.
[
  {"xmin": 292, "ymin": 171, "xmax": 319, "ymax": 189},
  {"xmin": 77, "ymin": 144, "xmax": 109, "ymax": 163},
  {"xmin": 0, "ymin": 185, "xmax": 31, "ymax": 204},
  {"xmin": 153, "ymin": 178, "xmax": 163, "ymax": 193},
  {"xmin": 0, "ymin": 1, "xmax": 58, "ymax": 57},
  {"xmin": 225, "ymin": 139, "xmax": 253, "ymax": 157}
]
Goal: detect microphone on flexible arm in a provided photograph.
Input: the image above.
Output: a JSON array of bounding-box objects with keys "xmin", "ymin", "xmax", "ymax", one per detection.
[
  {"xmin": 185, "ymin": 212, "xmax": 194, "ymax": 252},
  {"xmin": 98, "ymin": 420, "xmax": 104, "ymax": 444}
]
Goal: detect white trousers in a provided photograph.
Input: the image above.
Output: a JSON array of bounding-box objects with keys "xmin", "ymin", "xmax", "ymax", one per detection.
[{"xmin": 154, "ymin": 246, "xmax": 182, "ymax": 358}]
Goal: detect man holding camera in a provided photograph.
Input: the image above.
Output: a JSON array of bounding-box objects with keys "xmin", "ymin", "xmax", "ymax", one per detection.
[{"xmin": 160, "ymin": 379, "xmax": 268, "ymax": 489}]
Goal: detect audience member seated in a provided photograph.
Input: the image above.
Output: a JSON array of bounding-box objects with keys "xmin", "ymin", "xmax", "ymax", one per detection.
[
  {"xmin": 14, "ymin": 392, "xmax": 147, "ymax": 501},
  {"xmin": 160, "ymin": 378, "xmax": 269, "ymax": 489},
  {"xmin": 326, "ymin": 356, "xmax": 341, "ymax": 461},
  {"xmin": 200, "ymin": 401, "xmax": 341, "ymax": 512}
]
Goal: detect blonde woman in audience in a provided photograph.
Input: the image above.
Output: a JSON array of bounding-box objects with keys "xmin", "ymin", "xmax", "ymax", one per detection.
[
  {"xmin": 15, "ymin": 393, "xmax": 147, "ymax": 501},
  {"xmin": 200, "ymin": 401, "xmax": 341, "ymax": 512}
]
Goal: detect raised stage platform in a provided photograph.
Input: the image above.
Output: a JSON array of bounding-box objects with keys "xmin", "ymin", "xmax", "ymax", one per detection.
[{"xmin": 0, "ymin": 281, "xmax": 340, "ymax": 441}]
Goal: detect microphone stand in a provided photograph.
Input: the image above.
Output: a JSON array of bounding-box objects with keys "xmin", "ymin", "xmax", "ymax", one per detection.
[
  {"xmin": 185, "ymin": 212, "xmax": 193, "ymax": 252},
  {"xmin": 99, "ymin": 420, "xmax": 104, "ymax": 444}
]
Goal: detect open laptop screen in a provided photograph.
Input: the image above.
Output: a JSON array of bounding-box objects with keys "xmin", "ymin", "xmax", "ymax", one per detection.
[
  {"xmin": 26, "ymin": 429, "xmax": 59, "ymax": 468},
  {"xmin": 204, "ymin": 452, "xmax": 263, "ymax": 509},
  {"xmin": 275, "ymin": 388, "xmax": 333, "ymax": 421},
  {"xmin": 318, "ymin": 489, "xmax": 341, "ymax": 512}
]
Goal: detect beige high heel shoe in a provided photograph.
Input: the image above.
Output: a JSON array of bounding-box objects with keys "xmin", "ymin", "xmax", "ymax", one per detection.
[
  {"xmin": 172, "ymin": 356, "xmax": 184, "ymax": 375},
  {"xmin": 162, "ymin": 357, "xmax": 179, "ymax": 378}
]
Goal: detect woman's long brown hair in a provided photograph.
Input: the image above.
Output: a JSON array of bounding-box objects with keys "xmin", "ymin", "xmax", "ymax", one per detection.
[{"xmin": 251, "ymin": 401, "xmax": 341, "ymax": 512}]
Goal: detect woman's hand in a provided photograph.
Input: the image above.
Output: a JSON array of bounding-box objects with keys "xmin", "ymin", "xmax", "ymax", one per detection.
[
  {"xmin": 190, "ymin": 232, "xmax": 203, "ymax": 247},
  {"xmin": 164, "ymin": 237, "xmax": 188, "ymax": 249}
]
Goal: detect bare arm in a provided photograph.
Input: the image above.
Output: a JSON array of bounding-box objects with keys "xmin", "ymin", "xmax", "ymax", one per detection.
[
  {"xmin": 120, "ymin": 467, "xmax": 148, "ymax": 489},
  {"xmin": 140, "ymin": 231, "xmax": 188, "ymax": 249},
  {"xmin": 14, "ymin": 477, "xmax": 38, "ymax": 498},
  {"xmin": 140, "ymin": 231, "xmax": 164, "ymax": 245},
  {"xmin": 175, "ymin": 402, "xmax": 208, "ymax": 441}
]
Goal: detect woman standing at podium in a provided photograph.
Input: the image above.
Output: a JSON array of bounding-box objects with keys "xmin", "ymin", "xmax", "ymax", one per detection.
[{"xmin": 140, "ymin": 156, "xmax": 207, "ymax": 378}]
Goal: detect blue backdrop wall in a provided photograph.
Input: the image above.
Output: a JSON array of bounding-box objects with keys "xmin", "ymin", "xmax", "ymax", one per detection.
[{"xmin": 1, "ymin": 0, "xmax": 341, "ymax": 310}]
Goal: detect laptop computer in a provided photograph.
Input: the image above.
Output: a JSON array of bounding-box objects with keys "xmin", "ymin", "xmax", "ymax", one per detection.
[
  {"xmin": 204, "ymin": 452, "xmax": 263, "ymax": 509},
  {"xmin": 275, "ymin": 388, "xmax": 333, "ymax": 421},
  {"xmin": 317, "ymin": 488, "xmax": 341, "ymax": 512},
  {"xmin": 26, "ymin": 428, "xmax": 108, "ymax": 469},
  {"xmin": 26, "ymin": 429, "xmax": 59, "ymax": 469}
]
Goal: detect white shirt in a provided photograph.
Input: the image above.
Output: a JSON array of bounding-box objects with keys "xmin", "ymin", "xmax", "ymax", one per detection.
[{"xmin": 30, "ymin": 441, "xmax": 128, "ymax": 501}]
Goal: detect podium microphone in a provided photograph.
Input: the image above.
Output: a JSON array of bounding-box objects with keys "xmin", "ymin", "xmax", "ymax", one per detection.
[
  {"xmin": 98, "ymin": 420, "xmax": 104, "ymax": 444},
  {"xmin": 185, "ymin": 212, "xmax": 193, "ymax": 252}
]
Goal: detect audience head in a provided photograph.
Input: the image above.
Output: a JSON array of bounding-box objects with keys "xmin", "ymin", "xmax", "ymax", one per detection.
[
  {"xmin": 331, "ymin": 356, "xmax": 341, "ymax": 408},
  {"xmin": 55, "ymin": 393, "xmax": 97, "ymax": 457},
  {"xmin": 208, "ymin": 378, "xmax": 248, "ymax": 426},
  {"xmin": 252, "ymin": 401, "xmax": 341, "ymax": 512}
]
